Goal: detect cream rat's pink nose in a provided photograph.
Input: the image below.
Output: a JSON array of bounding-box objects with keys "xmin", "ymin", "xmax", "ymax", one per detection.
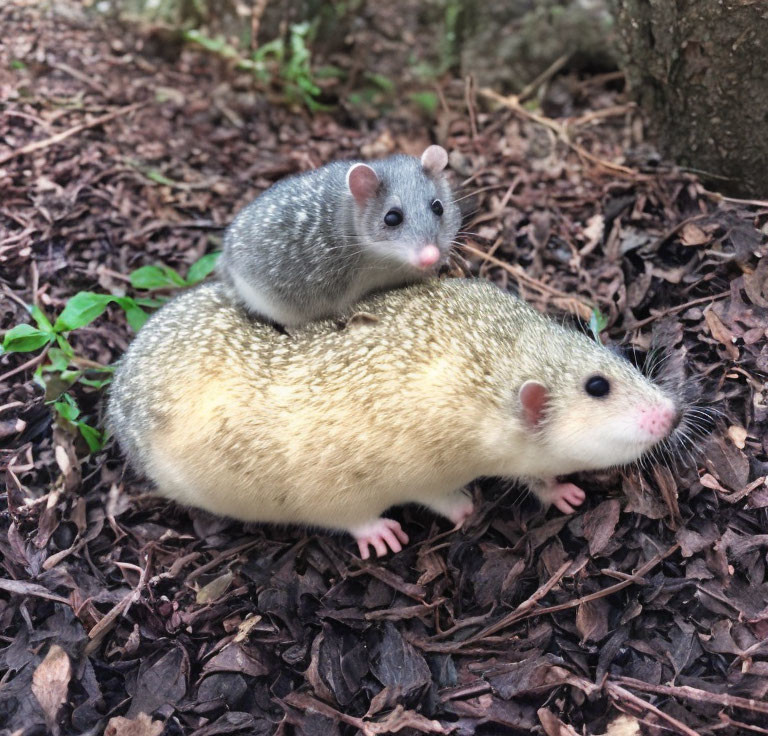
[
  {"xmin": 638, "ymin": 402, "xmax": 677, "ymax": 438},
  {"xmin": 417, "ymin": 245, "xmax": 440, "ymax": 268}
]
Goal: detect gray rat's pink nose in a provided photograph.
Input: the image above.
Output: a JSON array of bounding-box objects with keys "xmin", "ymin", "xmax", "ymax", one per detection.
[{"xmin": 417, "ymin": 245, "xmax": 440, "ymax": 268}]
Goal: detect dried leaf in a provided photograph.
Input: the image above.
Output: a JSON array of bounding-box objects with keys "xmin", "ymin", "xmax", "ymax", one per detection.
[
  {"xmin": 704, "ymin": 309, "xmax": 739, "ymax": 360},
  {"xmin": 581, "ymin": 499, "xmax": 620, "ymax": 556},
  {"xmin": 196, "ymin": 571, "xmax": 233, "ymax": 604},
  {"xmin": 576, "ymin": 598, "xmax": 610, "ymax": 643},
  {"xmin": 538, "ymin": 708, "xmax": 579, "ymax": 736},
  {"xmin": 363, "ymin": 705, "xmax": 448, "ymax": 735},
  {"xmin": 679, "ymin": 222, "xmax": 710, "ymax": 246},
  {"xmin": 705, "ymin": 435, "xmax": 750, "ymax": 491},
  {"xmin": 104, "ymin": 713, "xmax": 164, "ymax": 736},
  {"xmin": 728, "ymin": 425, "xmax": 748, "ymax": 449},
  {"xmin": 31, "ymin": 644, "xmax": 71, "ymax": 733},
  {"xmin": 126, "ymin": 646, "xmax": 189, "ymax": 718},
  {"xmin": 600, "ymin": 714, "xmax": 641, "ymax": 736}
]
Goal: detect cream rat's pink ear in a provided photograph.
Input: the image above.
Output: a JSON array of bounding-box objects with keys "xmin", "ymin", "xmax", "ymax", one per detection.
[
  {"xmin": 347, "ymin": 163, "xmax": 380, "ymax": 205},
  {"xmin": 519, "ymin": 380, "xmax": 549, "ymax": 429},
  {"xmin": 421, "ymin": 145, "xmax": 448, "ymax": 176}
]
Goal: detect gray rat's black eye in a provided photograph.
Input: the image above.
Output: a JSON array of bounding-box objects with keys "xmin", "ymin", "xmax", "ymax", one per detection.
[
  {"xmin": 431, "ymin": 200, "xmax": 444, "ymax": 216},
  {"xmin": 585, "ymin": 375, "xmax": 611, "ymax": 398},
  {"xmin": 384, "ymin": 208, "xmax": 403, "ymax": 227}
]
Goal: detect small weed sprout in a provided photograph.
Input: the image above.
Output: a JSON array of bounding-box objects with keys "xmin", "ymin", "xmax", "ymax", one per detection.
[{"xmin": 2, "ymin": 252, "xmax": 220, "ymax": 453}]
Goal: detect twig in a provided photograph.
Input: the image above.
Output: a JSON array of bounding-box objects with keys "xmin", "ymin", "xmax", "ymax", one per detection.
[
  {"xmin": 518, "ymin": 53, "xmax": 570, "ymax": 103},
  {"xmin": 185, "ymin": 539, "xmax": 262, "ymax": 583},
  {"xmin": 0, "ymin": 102, "xmax": 145, "ymax": 166},
  {"xmin": 460, "ymin": 242, "xmax": 594, "ymax": 319},
  {"xmin": 50, "ymin": 61, "xmax": 109, "ymax": 97},
  {"xmin": 85, "ymin": 551, "xmax": 151, "ymax": 655},
  {"xmin": 569, "ymin": 104, "xmax": 635, "ymax": 128},
  {"xmin": 0, "ymin": 346, "xmax": 49, "ymax": 383},
  {"xmin": 0, "ymin": 401, "xmax": 24, "ymax": 413},
  {"xmin": 250, "ymin": 0, "xmax": 270, "ymax": 50},
  {"xmin": 612, "ymin": 676, "xmax": 768, "ymax": 717},
  {"xmin": 462, "ymin": 560, "xmax": 572, "ymax": 643},
  {"xmin": 703, "ymin": 190, "xmax": 768, "ymax": 209},
  {"xmin": 461, "ymin": 544, "xmax": 678, "ymax": 645},
  {"xmin": 605, "ymin": 681, "xmax": 701, "ymax": 736},
  {"xmin": 464, "ymin": 75, "xmax": 478, "ymax": 141},
  {"xmin": 627, "ymin": 291, "xmax": 731, "ymax": 330},
  {"xmin": 479, "ymin": 87, "xmax": 648, "ymax": 179}
]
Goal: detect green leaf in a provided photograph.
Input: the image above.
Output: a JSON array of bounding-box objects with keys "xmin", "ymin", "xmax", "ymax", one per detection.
[
  {"xmin": 10, "ymin": 59, "xmax": 26, "ymax": 70},
  {"xmin": 54, "ymin": 292, "xmax": 113, "ymax": 331},
  {"xmin": 186, "ymin": 252, "xmax": 220, "ymax": 285},
  {"xmin": 54, "ymin": 395, "xmax": 80, "ymax": 422},
  {"xmin": 2, "ymin": 324, "xmax": 53, "ymax": 353},
  {"xmin": 589, "ymin": 308, "xmax": 608, "ymax": 341},
  {"xmin": 130, "ymin": 264, "xmax": 185, "ymax": 290},
  {"xmin": 79, "ymin": 375, "xmax": 113, "ymax": 389},
  {"xmin": 45, "ymin": 348, "xmax": 72, "ymax": 372},
  {"xmin": 134, "ymin": 296, "xmax": 167, "ymax": 308},
  {"xmin": 146, "ymin": 170, "xmax": 182, "ymax": 188},
  {"xmin": 29, "ymin": 304, "xmax": 54, "ymax": 332},
  {"xmin": 77, "ymin": 421, "xmax": 105, "ymax": 452},
  {"xmin": 55, "ymin": 335, "xmax": 75, "ymax": 356},
  {"xmin": 114, "ymin": 297, "xmax": 149, "ymax": 331},
  {"xmin": 408, "ymin": 91, "xmax": 439, "ymax": 116}
]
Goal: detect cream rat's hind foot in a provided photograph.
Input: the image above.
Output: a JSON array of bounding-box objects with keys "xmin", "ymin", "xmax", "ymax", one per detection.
[
  {"xmin": 535, "ymin": 480, "xmax": 586, "ymax": 514},
  {"xmin": 351, "ymin": 518, "xmax": 409, "ymax": 559},
  {"xmin": 425, "ymin": 490, "xmax": 475, "ymax": 527}
]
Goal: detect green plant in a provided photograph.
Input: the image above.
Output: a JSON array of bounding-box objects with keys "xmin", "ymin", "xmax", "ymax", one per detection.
[
  {"xmin": 1, "ymin": 252, "xmax": 219, "ymax": 453},
  {"xmin": 129, "ymin": 251, "xmax": 219, "ymax": 290},
  {"xmin": 408, "ymin": 91, "xmax": 439, "ymax": 116},
  {"xmin": 589, "ymin": 308, "xmax": 608, "ymax": 342},
  {"xmin": 183, "ymin": 23, "xmax": 333, "ymax": 111}
]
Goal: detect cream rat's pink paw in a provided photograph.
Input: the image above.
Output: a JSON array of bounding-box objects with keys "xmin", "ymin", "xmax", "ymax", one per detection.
[
  {"xmin": 548, "ymin": 482, "xmax": 586, "ymax": 514},
  {"xmin": 445, "ymin": 495, "xmax": 475, "ymax": 526},
  {"xmin": 351, "ymin": 518, "xmax": 409, "ymax": 559},
  {"xmin": 425, "ymin": 491, "xmax": 475, "ymax": 527}
]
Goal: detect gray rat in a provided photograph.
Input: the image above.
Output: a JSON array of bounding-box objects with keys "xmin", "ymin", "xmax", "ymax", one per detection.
[
  {"xmin": 218, "ymin": 145, "xmax": 460, "ymax": 327},
  {"xmin": 107, "ymin": 277, "xmax": 682, "ymax": 559}
]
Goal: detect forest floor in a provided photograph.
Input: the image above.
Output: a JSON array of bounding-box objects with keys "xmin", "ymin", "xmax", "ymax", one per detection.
[{"xmin": 1, "ymin": 3, "xmax": 768, "ymax": 736}]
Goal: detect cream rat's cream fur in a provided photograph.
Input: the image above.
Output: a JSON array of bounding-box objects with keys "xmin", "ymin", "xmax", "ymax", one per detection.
[{"xmin": 107, "ymin": 278, "xmax": 678, "ymax": 558}]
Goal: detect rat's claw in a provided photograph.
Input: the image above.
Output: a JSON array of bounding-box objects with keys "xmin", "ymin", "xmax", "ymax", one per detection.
[
  {"xmin": 549, "ymin": 482, "xmax": 586, "ymax": 514},
  {"xmin": 352, "ymin": 518, "xmax": 409, "ymax": 559}
]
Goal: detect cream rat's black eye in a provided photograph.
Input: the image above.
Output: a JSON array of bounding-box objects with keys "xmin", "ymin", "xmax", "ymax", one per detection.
[
  {"xmin": 384, "ymin": 209, "xmax": 403, "ymax": 227},
  {"xmin": 431, "ymin": 200, "xmax": 444, "ymax": 216},
  {"xmin": 585, "ymin": 375, "xmax": 611, "ymax": 398}
]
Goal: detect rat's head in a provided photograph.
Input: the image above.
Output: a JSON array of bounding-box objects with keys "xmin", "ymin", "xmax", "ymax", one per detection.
[
  {"xmin": 346, "ymin": 145, "xmax": 461, "ymax": 271},
  {"xmin": 515, "ymin": 327, "xmax": 680, "ymax": 474}
]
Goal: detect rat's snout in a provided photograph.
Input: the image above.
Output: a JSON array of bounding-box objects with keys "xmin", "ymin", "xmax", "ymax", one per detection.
[
  {"xmin": 415, "ymin": 244, "xmax": 440, "ymax": 269},
  {"xmin": 637, "ymin": 400, "xmax": 679, "ymax": 439}
]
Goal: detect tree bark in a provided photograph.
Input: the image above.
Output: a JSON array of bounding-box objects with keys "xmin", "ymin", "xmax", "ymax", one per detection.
[{"xmin": 611, "ymin": 0, "xmax": 768, "ymax": 198}]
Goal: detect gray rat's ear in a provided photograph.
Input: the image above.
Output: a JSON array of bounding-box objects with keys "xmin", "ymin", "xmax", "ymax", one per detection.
[
  {"xmin": 347, "ymin": 163, "xmax": 380, "ymax": 205},
  {"xmin": 421, "ymin": 145, "xmax": 448, "ymax": 176},
  {"xmin": 519, "ymin": 380, "xmax": 548, "ymax": 429}
]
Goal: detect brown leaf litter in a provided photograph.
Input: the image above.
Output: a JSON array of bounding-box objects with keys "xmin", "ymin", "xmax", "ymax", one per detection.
[{"xmin": 1, "ymin": 2, "xmax": 768, "ymax": 735}]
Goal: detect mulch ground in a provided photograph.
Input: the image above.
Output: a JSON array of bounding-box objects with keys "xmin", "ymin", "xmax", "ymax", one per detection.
[{"xmin": 1, "ymin": 3, "xmax": 768, "ymax": 735}]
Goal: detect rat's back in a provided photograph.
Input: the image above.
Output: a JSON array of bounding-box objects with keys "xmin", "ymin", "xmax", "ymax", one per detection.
[
  {"xmin": 107, "ymin": 277, "xmax": 681, "ymax": 554},
  {"xmin": 218, "ymin": 146, "xmax": 459, "ymax": 327}
]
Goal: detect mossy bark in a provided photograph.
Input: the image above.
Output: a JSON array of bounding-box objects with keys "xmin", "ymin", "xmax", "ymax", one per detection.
[{"xmin": 611, "ymin": 0, "xmax": 768, "ymax": 197}]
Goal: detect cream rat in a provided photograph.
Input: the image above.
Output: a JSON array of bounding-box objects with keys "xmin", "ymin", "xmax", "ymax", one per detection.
[
  {"xmin": 218, "ymin": 145, "xmax": 461, "ymax": 327},
  {"xmin": 107, "ymin": 279, "xmax": 680, "ymax": 559}
]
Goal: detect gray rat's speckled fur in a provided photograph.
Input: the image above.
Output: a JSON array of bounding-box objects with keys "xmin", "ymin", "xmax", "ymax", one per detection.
[
  {"xmin": 218, "ymin": 150, "xmax": 460, "ymax": 327},
  {"xmin": 106, "ymin": 278, "xmax": 679, "ymax": 556}
]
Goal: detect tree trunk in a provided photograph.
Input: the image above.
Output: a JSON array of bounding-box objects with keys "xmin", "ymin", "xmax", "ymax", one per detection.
[{"xmin": 611, "ymin": 0, "xmax": 768, "ymax": 198}]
